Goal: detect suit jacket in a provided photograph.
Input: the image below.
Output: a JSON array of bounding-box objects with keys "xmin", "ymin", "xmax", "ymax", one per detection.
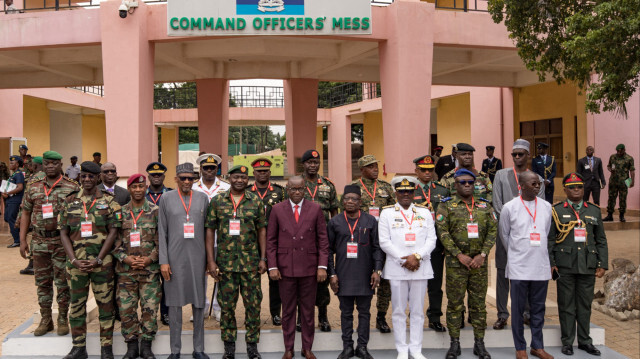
[
  {"xmin": 532, "ymin": 155, "xmax": 557, "ymax": 192},
  {"xmin": 266, "ymin": 199, "xmax": 329, "ymax": 278},
  {"xmin": 577, "ymin": 156, "xmax": 605, "ymax": 188},
  {"xmin": 98, "ymin": 183, "xmax": 130, "ymax": 206},
  {"xmin": 482, "ymin": 157, "xmax": 503, "ymax": 182},
  {"xmin": 435, "ymin": 154, "xmax": 456, "ymax": 180}
]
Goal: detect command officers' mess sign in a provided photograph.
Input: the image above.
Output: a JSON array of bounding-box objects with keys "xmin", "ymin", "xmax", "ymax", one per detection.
[{"xmin": 167, "ymin": 0, "xmax": 372, "ymax": 36}]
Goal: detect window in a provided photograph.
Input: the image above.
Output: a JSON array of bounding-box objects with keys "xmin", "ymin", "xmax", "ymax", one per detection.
[{"xmin": 520, "ymin": 118, "xmax": 563, "ymax": 174}]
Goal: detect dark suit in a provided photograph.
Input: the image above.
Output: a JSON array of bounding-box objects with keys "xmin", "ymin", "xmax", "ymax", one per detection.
[
  {"xmin": 576, "ymin": 156, "xmax": 606, "ymax": 205},
  {"xmin": 98, "ymin": 183, "xmax": 130, "ymax": 206},
  {"xmin": 435, "ymin": 154, "xmax": 456, "ymax": 181},
  {"xmin": 482, "ymin": 157, "xmax": 503, "ymax": 183},
  {"xmin": 266, "ymin": 199, "xmax": 329, "ymax": 352},
  {"xmin": 532, "ymin": 155, "xmax": 557, "ymax": 203}
]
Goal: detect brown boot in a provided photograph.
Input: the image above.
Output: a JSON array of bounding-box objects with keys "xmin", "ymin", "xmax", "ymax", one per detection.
[
  {"xmin": 57, "ymin": 309, "xmax": 70, "ymax": 336},
  {"xmin": 34, "ymin": 309, "xmax": 54, "ymax": 336}
]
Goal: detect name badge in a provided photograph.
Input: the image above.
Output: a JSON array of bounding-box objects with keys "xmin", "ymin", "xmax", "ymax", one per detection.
[
  {"xmin": 405, "ymin": 233, "xmax": 416, "ymax": 246},
  {"xmin": 346, "ymin": 242, "xmax": 358, "ymax": 259},
  {"xmin": 584, "ymin": 165, "xmax": 591, "ymax": 170},
  {"xmin": 184, "ymin": 222, "xmax": 195, "ymax": 239},
  {"xmin": 467, "ymin": 223, "xmax": 479, "ymax": 239},
  {"xmin": 42, "ymin": 203, "xmax": 54, "ymax": 219},
  {"xmin": 229, "ymin": 219, "xmax": 241, "ymax": 236},
  {"xmin": 574, "ymin": 227, "xmax": 586, "ymax": 242},
  {"xmin": 530, "ymin": 232, "xmax": 541, "ymax": 247},
  {"xmin": 130, "ymin": 231, "xmax": 141, "ymax": 247},
  {"xmin": 369, "ymin": 207, "xmax": 380, "ymax": 220},
  {"xmin": 81, "ymin": 221, "xmax": 93, "ymax": 238}
]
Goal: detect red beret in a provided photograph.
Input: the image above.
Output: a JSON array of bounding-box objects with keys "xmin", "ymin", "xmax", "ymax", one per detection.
[{"xmin": 127, "ymin": 174, "xmax": 146, "ymax": 187}]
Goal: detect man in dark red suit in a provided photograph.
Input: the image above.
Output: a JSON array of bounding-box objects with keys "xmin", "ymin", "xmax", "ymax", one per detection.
[{"xmin": 267, "ymin": 176, "xmax": 329, "ymax": 359}]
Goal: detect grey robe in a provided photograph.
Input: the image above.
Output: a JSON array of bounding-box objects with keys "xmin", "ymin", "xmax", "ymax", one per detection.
[{"xmin": 158, "ymin": 190, "xmax": 209, "ymax": 308}]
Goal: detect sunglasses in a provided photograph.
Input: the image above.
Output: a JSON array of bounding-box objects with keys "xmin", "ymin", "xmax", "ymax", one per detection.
[
  {"xmin": 511, "ymin": 152, "xmax": 526, "ymax": 158},
  {"xmin": 201, "ymin": 166, "xmax": 217, "ymax": 172},
  {"xmin": 148, "ymin": 173, "xmax": 164, "ymax": 178},
  {"xmin": 102, "ymin": 169, "xmax": 116, "ymax": 174},
  {"xmin": 80, "ymin": 174, "xmax": 95, "ymax": 179},
  {"xmin": 178, "ymin": 176, "xmax": 195, "ymax": 182},
  {"xmin": 417, "ymin": 167, "xmax": 434, "ymax": 172},
  {"xmin": 456, "ymin": 180, "xmax": 475, "ymax": 186},
  {"xmin": 566, "ymin": 185, "xmax": 584, "ymax": 189},
  {"xmin": 396, "ymin": 189, "xmax": 414, "ymax": 194}
]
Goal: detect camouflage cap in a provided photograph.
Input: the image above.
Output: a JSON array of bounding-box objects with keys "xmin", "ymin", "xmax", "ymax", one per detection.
[{"xmin": 358, "ymin": 155, "xmax": 379, "ymax": 168}]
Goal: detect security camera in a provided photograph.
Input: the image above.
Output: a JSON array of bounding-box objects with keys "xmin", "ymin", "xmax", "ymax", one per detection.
[{"xmin": 118, "ymin": 0, "xmax": 138, "ymax": 19}]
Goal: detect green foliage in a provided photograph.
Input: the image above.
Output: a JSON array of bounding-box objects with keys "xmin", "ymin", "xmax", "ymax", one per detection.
[{"xmin": 489, "ymin": 0, "xmax": 640, "ymax": 115}]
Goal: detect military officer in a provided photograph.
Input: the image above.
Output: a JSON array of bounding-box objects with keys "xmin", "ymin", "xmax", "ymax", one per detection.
[
  {"xmin": 301, "ymin": 149, "xmax": 339, "ymax": 332},
  {"xmin": 412, "ymin": 155, "xmax": 450, "ymax": 332},
  {"xmin": 59, "ymin": 161, "xmax": 122, "ymax": 359},
  {"xmin": 4, "ymin": 155, "xmax": 25, "ymax": 248},
  {"xmin": 435, "ymin": 145, "xmax": 457, "ymax": 181},
  {"xmin": 549, "ymin": 173, "xmax": 608, "ymax": 356},
  {"xmin": 18, "ymin": 144, "xmax": 29, "ymax": 161},
  {"xmin": 481, "ymin": 146, "xmax": 503, "ymax": 183},
  {"xmin": 248, "ymin": 158, "xmax": 286, "ymax": 326},
  {"xmin": 604, "ymin": 144, "xmax": 635, "ymax": 222},
  {"xmin": 440, "ymin": 143, "xmax": 493, "ymax": 202},
  {"xmin": 19, "ymin": 151, "xmax": 78, "ymax": 336},
  {"xmin": 532, "ymin": 142, "xmax": 557, "ymax": 203},
  {"xmin": 92, "ymin": 152, "xmax": 103, "ymax": 167},
  {"xmin": 18, "ymin": 155, "xmax": 44, "ymax": 275},
  {"xmin": 351, "ymin": 154, "xmax": 394, "ymax": 334},
  {"xmin": 206, "ymin": 165, "xmax": 268, "ymax": 359},
  {"xmin": 432, "ymin": 145, "xmax": 444, "ymax": 165},
  {"xmin": 113, "ymin": 174, "xmax": 160, "ymax": 359},
  {"xmin": 437, "ymin": 169, "xmax": 496, "ymax": 359}
]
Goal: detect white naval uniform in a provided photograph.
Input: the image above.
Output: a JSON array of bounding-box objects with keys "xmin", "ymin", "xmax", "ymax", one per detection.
[{"xmin": 378, "ymin": 203, "xmax": 437, "ymax": 355}]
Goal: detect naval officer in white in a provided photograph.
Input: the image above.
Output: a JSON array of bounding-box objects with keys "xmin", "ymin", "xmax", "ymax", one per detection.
[{"xmin": 379, "ymin": 176, "xmax": 437, "ymax": 359}]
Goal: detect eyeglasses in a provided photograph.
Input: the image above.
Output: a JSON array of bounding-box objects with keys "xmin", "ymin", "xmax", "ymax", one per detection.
[
  {"xmin": 102, "ymin": 169, "xmax": 116, "ymax": 174},
  {"xmin": 456, "ymin": 180, "xmax": 475, "ymax": 186},
  {"xmin": 511, "ymin": 152, "xmax": 526, "ymax": 158},
  {"xmin": 80, "ymin": 174, "xmax": 95, "ymax": 179},
  {"xmin": 178, "ymin": 176, "xmax": 195, "ymax": 182},
  {"xmin": 566, "ymin": 185, "xmax": 584, "ymax": 189},
  {"xmin": 288, "ymin": 187, "xmax": 305, "ymax": 193}
]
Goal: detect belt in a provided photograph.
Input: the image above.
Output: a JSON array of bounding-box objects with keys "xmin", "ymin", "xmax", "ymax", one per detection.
[{"xmin": 35, "ymin": 229, "xmax": 61, "ymax": 238}]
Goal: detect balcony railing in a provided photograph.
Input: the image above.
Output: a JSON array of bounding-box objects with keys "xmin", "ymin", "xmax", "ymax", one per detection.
[
  {"xmin": 434, "ymin": 0, "xmax": 489, "ymax": 12},
  {"xmin": 230, "ymin": 86, "xmax": 284, "ymax": 108},
  {"xmin": 318, "ymin": 82, "xmax": 381, "ymax": 109},
  {"xmin": 68, "ymin": 85, "xmax": 104, "ymax": 96}
]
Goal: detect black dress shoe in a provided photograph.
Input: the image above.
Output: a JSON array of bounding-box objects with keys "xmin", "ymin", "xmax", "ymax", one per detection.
[
  {"xmin": 492, "ymin": 318, "xmax": 507, "ymax": 330},
  {"xmin": 296, "ymin": 320, "xmax": 302, "ymax": 332},
  {"xmin": 578, "ymin": 344, "xmax": 601, "ymax": 356},
  {"xmin": 428, "ymin": 321, "xmax": 447, "ymax": 332},
  {"xmin": 376, "ymin": 315, "xmax": 391, "ymax": 333},
  {"xmin": 318, "ymin": 317, "xmax": 331, "ymax": 332},
  {"xmin": 523, "ymin": 315, "xmax": 530, "ymax": 326},
  {"xmin": 161, "ymin": 313, "xmax": 170, "ymax": 325},
  {"xmin": 193, "ymin": 351, "xmax": 211, "ymax": 359},
  {"xmin": 338, "ymin": 346, "xmax": 354, "ymax": 359},
  {"xmin": 272, "ymin": 315, "xmax": 282, "ymax": 326},
  {"xmin": 602, "ymin": 214, "xmax": 613, "ymax": 222},
  {"xmin": 355, "ymin": 346, "xmax": 373, "ymax": 359},
  {"xmin": 167, "ymin": 354, "xmax": 181, "ymax": 359},
  {"xmin": 7, "ymin": 242, "xmax": 19, "ymax": 248},
  {"xmin": 561, "ymin": 345, "xmax": 574, "ymax": 355}
]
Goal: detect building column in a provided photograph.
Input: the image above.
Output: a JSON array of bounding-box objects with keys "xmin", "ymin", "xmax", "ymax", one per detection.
[
  {"xmin": 379, "ymin": 1, "xmax": 434, "ymax": 174},
  {"xmin": 501, "ymin": 88, "xmax": 515, "ymax": 168},
  {"xmin": 161, "ymin": 127, "xmax": 179, "ymax": 182},
  {"xmin": 284, "ymin": 78, "xmax": 318, "ymax": 175},
  {"xmin": 327, "ymin": 115, "xmax": 352, "ymax": 191},
  {"xmin": 197, "ymin": 79, "xmax": 230, "ymax": 173},
  {"xmin": 100, "ymin": 0, "xmax": 154, "ymax": 176}
]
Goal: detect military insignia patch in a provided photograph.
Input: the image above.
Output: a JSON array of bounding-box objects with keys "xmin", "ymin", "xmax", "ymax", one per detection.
[
  {"xmin": 115, "ymin": 212, "xmax": 122, "ymax": 220},
  {"xmin": 271, "ymin": 193, "xmax": 278, "ymax": 198},
  {"xmin": 436, "ymin": 214, "xmax": 444, "ymax": 221}
]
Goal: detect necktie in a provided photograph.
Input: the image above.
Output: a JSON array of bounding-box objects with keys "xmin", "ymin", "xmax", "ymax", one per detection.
[
  {"xmin": 107, "ymin": 188, "xmax": 114, "ymax": 194},
  {"xmin": 589, "ymin": 157, "xmax": 593, "ymax": 168},
  {"xmin": 294, "ymin": 205, "xmax": 299, "ymax": 223}
]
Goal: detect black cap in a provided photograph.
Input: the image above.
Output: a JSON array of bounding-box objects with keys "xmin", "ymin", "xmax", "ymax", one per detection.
[
  {"xmin": 70, "ymin": 155, "xmax": 78, "ymax": 160},
  {"xmin": 80, "ymin": 161, "xmax": 101, "ymax": 174},
  {"xmin": 537, "ymin": 142, "xmax": 549, "ymax": 148},
  {"xmin": 19, "ymin": 144, "xmax": 28, "ymax": 150},
  {"xmin": 456, "ymin": 143, "xmax": 475, "ymax": 152},
  {"xmin": 9, "ymin": 155, "xmax": 23, "ymax": 166},
  {"xmin": 301, "ymin": 149, "xmax": 320, "ymax": 163},
  {"xmin": 486, "ymin": 146, "xmax": 495, "ymax": 150},
  {"xmin": 343, "ymin": 185, "xmax": 361, "ymax": 197},
  {"xmin": 93, "ymin": 152, "xmax": 101, "ymax": 157},
  {"xmin": 146, "ymin": 162, "xmax": 168, "ymax": 174}
]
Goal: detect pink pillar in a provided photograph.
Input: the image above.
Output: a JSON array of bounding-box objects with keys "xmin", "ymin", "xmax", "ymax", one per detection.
[
  {"xmin": 100, "ymin": 1, "xmax": 154, "ymax": 176},
  {"xmin": 328, "ymin": 114, "xmax": 352, "ymax": 191},
  {"xmin": 196, "ymin": 79, "xmax": 230, "ymax": 173},
  {"xmin": 501, "ymin": 88, "xmax": 515, "ymax": 168},
  {"xmin": 284, "ymin": 79, "xmax": 319, "ymax": 175},
  {"xmin": 379, "ymin": 1, "xmax": 434, "ymax": 174}
]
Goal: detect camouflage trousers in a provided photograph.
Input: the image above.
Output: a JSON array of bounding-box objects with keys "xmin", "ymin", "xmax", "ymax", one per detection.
[
  {"xmin": 607, "ymin": 181, "xmax": 628, "ymax": 214},
  {"xmin": 446, "ymin": 264, "xmax": 488, "ymax": 339},
  {"xmin": 376, "ymin": 279, "xmax": 391, "ymax": 315},
  {"xmin": 67, "ymin": 264, "xmax": 115, "ymax": 347},
  {"xmin": 116, "ymin": 272, "xmax": 161, "ymax": 342},
  {"xmin": 217, "ymin": 271, "xmax": 262, "ymax": 343},
  {"xmin": 32, "ymin": 236, "xmax": 69, "ymax": 314}
]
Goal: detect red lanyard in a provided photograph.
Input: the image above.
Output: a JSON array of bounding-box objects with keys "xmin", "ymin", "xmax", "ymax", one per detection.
[
  {"xmin": 400, "ymin": 207, "xmax": 415, "ymax": 230},
  {"xmin": 463, "ymin": 197, "xmax": 475, "ymax": 221},
  {"xmin": 199, "ymin": 180, "xmax": 221, "ymax": 197},
  {"xmin": 569, "ymin": 202, "xmax": 582, "ymax": 227},
  {"xmin": 513, "ymin": 169, "xmax": 529, "ymax": 194},
  {"xmin": 179, "ymin": 191, "xmax": 193, "ymax": 222},
  {"xmin": 130, "ymin": 208, "xmax": 144, "ymax": 230},
  {"xmin": 519, "ymin": 196, "xmax": 538, "ymax": 229},
  {"xmin": 82, "ymin": 197, "xmax": 97, "ymax": 221},
  {"xmin": 148, "ymin": 193, "xmax": 161, "ymax": 205},
  {"xmin": 344, "ymin": 211, "xmax": 361, "ymax": 241},
  {"xmin": 253, "ymin": 182, "xmax": 272, "ymax": 200},
  {"xmin": 230, "ymin": 193, "xmax": 245, "ymax": 219},
  {"xmin": 419, "ymin": 183, "xmax": 432, "ymax": 204},
  {"xmin": 44, "ymin": 176, "xmax": 63, "ymax": 202},
  {"xmin": 359, "ymin": 179, "xmax": 377, "ymax": 204},
  {"xmin": 306, "ymin": 179, "xmax": 321, "ymax": 200}
]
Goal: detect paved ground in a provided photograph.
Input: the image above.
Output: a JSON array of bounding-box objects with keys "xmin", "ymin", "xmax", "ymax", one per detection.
[{"xmin": 0, "ymin": 219, "xmax": 637, "ymax": 357}]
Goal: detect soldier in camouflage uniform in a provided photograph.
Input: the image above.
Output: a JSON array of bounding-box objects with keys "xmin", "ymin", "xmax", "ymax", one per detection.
[
  {"xmin": 18, "ymin": 155, "xmax": 44, "ymax": 275},
  {"xmin": 59, "ymin": 161, "xmax": 122, "ymax": 359},
  {"xmin": 301, "ymin": 149, "xmax": 338, "ymax": 332},
  {"xmin": 19, "ymin": 151, "xmax": 78, "ymax": 336},
  {"xmin": 436, "ymin": 169, "xmax": 496, "ymax": 359},
  {"xmin": 113, "ymin": 174, "xmax": 160, "ymax": 359},
  {"xmin": 440, "ymin": 143, "xmax": 493, "ymax": 203},
  {"xmin": 604, "ymin": 144, "xmax": 635, "ymax": 222},
  {"xmin": 206, "ymin": 165, "xmax": 268, "ymax": 359},
  {"xmin": 351, "ymin": 154, "xmax": 395, "ymax": 334},
  {"xmin": 248, "ymin": 158, "xmax": 286, "ymax": 326}
]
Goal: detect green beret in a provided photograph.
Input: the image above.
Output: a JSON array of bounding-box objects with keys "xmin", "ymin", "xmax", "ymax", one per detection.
[
  {"xmin": 228, "ymin": 165, "xmax": 248, "ymax": 175},
  {"xmin": 616, "ymin": 144, "xmax": 625, "ymax": 150},
  {"xmin": 32, "ymin": 156, "xmax": 43, "ymax": 164},
  {"xmin": 42, "ymin": 151, "xmax": 63, "ymax": 160}
]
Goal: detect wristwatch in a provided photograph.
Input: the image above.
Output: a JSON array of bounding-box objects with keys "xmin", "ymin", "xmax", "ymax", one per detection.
[
  {"xmin": 96, "ymin": 257, "xmax": 103, "ymax": 266},
  {"xmin": 261, "ymin": 257, "xmax": 268, "ymax": 262},
  {"xmin": 480, "ymin": 253, "xmax": 487, "ymax": 258},
  {"xmin": 376, "ymin": 270, "xmax": 382, "ymax": 276},
  {"xmin": 413, "ymin": 253, "xmax": 422, "ymax": 261}
]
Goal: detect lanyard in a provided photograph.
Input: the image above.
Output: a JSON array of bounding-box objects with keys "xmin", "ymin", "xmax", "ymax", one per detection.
[
  {"xmin": 419, "ymin": 183, "xmax": 432, "ymax": 204},
  {"xmin": 199, "ymin": 180, "xmax": 221, "ymax": 197},
  {"xmin": 513, "ymin": 168, "xmax": 529, "ymax": 194},
  {"xmin": 82, "ymin": 197, "xmax": 97, "ymax": 221},
  {"xmin": 463, "ymin": 197, "xmax": 475, "ymax": 221},
  {"xmin": 344, "ymin": 211, "xmax": 361, "ymax": 241},
  {"xmin": 148, "ymin": 193, "xmax": 161, "ymax": 205},
  {"xmin": 569, "ymin": 202, "xmax": 582, "ymax": 227},
  {"xmin": 130, "ymin": 208, "xmax": 145, "ymax": 230},
  {"xmin": 253, "ymin": 182, "xmax": 272, "ymax": 200},
  {"xmin": 230, "ymin": 193, "xmax": 245, "ymax": 219},
  {"xmin": 519, "ymin": 196, "xmax": 538, "ymax": 229},
  {"xmin": 306, "ymin": 179, "xmax": 321, "ymax": 200},
  {"xmin": 400, "ymin": 207, "xmax": 415, "ymax": 230},
  {"xmin": 179, "ymin": 191, "xmax": 193, "ymax": 222},
  {"xmin": 359, "ymin": 179, "xmax": 377, "ymax": 204},
  {"xmin": 43, "ymin": 175, "xmax": 63, "ymax": 202}
]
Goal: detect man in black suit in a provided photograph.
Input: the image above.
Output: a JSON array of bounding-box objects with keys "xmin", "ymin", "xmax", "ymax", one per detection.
[
  {"xmin": 532, "ymin": 142, "xmax": 557, "ymax": 203},
  {"xmin": 435, "ymin": 145, "xmax": 457, "ymax": 181},
  {"xmin": 481, "ymin": 146, "xmax": 503, "ymax": 183},
  {"xmin": 576, "ymin": 146, "xmax": 606, "ymax": 205},
  {"xmin": 98, "ymin": 162, "xmax": 131, "ymax": 206}
]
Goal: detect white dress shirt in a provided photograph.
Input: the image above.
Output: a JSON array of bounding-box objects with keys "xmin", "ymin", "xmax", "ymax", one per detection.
[{"xmin": 192, "ymin": 177, "xmax": 230, "ymax": 201}]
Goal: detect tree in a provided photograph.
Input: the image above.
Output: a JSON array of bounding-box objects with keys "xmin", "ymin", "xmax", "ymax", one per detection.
[{"xmin": 488, "ymin": 0, "xmax": 640, "ymax": 115}]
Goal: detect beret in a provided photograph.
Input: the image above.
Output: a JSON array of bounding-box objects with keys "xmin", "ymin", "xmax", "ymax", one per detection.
[
  {"xmin": 301, "ymin": 149, "xmax": 320, "ymax": 163},
  {"xmin": 127, "ymin": 174, "xmax": 146, "ymax": 187},
  {"xmin": 80, "ymin": 161, "xmax": 101, "ymax": 174},
  {"xmin": 456, "ymin": 143, "xmax": 475, "ymax": 152},
  {"xmin": 486, "ymin": 146, "xmax": 496, "ymax": 150},
  {"xmin": 32, "ymin": 156, "xmax": 43, "ymax": 165},
  {"xmin": 228, "ymin": 165, "xmax": 248, "ymax": 175},
  {"xmin": 43, "ymin": 151, "xmax": 63, "ymax": 160},
  {"xmin": 343, "ymin": 185, "xmax": 361, "ymax": 197},
  {"xmin": 146, "ymin": 162, "xmax": 167, "ymax": 174},
  {"xmin": 454, "ymin": 168, "xmax": 476, "ymax": 179},
  {"xmin": 616, "ymin": 144, "xmax": 625, "ymax": 150}
]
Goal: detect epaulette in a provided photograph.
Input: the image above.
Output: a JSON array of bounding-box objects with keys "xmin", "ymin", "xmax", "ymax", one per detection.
[
  {"xmin": 414, "ymin": 204, "xmax": 428, "ymax": 209},
  {"xmin": 63, "ymin": 177, "xmax": 79, "ymax": 186},
  {"xmin": 478, "ymin": 170, "xmax": 490, "ymax": 177},
  {"xmin": 100, "ymin": 189, "xmax": 115, "ymax": 196},
  {"xmin": 440, "ymin": 197, "xmax": 452, "ymax": 202},
  {"xmin": 586, "ymin": 201, "xmax": 600, "ymax": 208},
  {"xmin": 218, "ymin": 178, "xmax": 230, "ymax": 184},
  {"xmin": 27, "ymin": 176, "xmax": 43, "ymax": 185},
  {"xmin": 272, "ymin": 182, "xmax": 284, "ymax": 188},
  {"xmin": 382, "ymin": 205, "xmax": 395, "ymax": 209},
  {"xmin": 552, "ymin": 201, "xmax": 564, "ymax": 207},
  {"xmin": 322, "ymin": 176, "xmax": 335, "ymax": 186},
  {"xmin": 433, "ymin": 182, "xmax": 447, "ymax": 189},
  {"xmin": 478, "ymin": 197, "xmax": 491, "ymax": 203}
]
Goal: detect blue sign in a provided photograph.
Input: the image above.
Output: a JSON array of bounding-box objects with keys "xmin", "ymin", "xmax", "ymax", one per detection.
[{"xmin": 236, "ymin": 0, "xmax": 305, "ymax": 15}]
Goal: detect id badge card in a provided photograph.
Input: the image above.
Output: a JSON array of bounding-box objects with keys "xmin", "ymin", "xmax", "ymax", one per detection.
[
  {"xmin": 229, "ymin": 219, "xmax": 241, "ymax": 236},
  {"xmin": 183, "ymin": 222, "xmax": 195, "ymax": 239},
  {"xmin": 130, "ymin": 231, "xmax": 141, "ymax": 247},
  {"xmin": 574, "ymin": 227, "xmax": 587, "ymax": 242},
  {"xmin": 81, "ymin": 221, "xmax": 93, "ymax": 238},
  {"xmin": 42, "ymin": 203, "xmax": 54, "ymax": 219},
  {"xmin": 467, "ymin": 223, "xmax": 479, "ymax": 238},
  {"xmin": 530, "ymin": 232, "xmax": 541, "ymax": 247},
  {"xmin": 405, "ymin": 233, "xmax": 416, "ymax": 246},
  {"xmin": 584, "ymin": 165, "xmax": 590, "ymax": 170},
  {"xmin": 369, "ymin": 207, "xmax": 380, "ymax": 220},
  {"xmin": 346, "ymin": 242, "xmax": 358, "ymax": 259}
]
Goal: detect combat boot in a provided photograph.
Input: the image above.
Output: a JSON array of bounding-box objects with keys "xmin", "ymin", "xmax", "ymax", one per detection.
[
  {"xmin": 222, "ymin": 341, "xmax": 235, "ymax": 359},
  {"xmin": 140, "ymin": 339, "xmax": 156, "ymax": 359},
  {"xmin": 620, "ymin": 214, "xmax": 626, "ymax": 222},
  {"xmin": 318, "ymin": 305, "xmax": 331, "ymax": 332},
  {"xmin": 63, "ymin": 346, "xmax": 88, "ymax": 359},
  {"xmin": 376, "ymin": 313, "xmax": 391, "ymax": 333},
  {"xmin": 122, "ymin": 339, "xmax": 139, "ymax": 359},
  {"xmin": 34, "ymin": 309, "xmax": 54, "ymax": 336},
  {"xmin": 446, "ymin": 338, "xmax": 461, "ymax": 359},
  {"xmin": 101, "ymin": 345, "xmax": 114, "ymax": 359},
  {"xmin": 473, "ymin": 338, "xmax": 491, "ymax": 359},
  {"xmin": 247, "ymin": 342, "xmax": 262, "ymax": 359},
  {"xmin": 57, "ymin": 309, "xmax": 70, "ymax": 336},
  {"xmin": 603, "ymin": 213, "xmax": 613, "ymax": 222}
]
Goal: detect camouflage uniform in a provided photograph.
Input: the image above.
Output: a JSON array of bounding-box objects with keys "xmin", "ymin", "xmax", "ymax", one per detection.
[
  {"xmin": 59, "ymin": 189, "xmax": 122, "ymax": 347},
  {"xmin": 205, "ymin": 190, "xmax": 267, "ymax": 343},
  {"xmin": 606, "ymin": 153, "xmax": 635, "ymax": 215},
  {"xmin": 440, "ymin": 168, "xmax": 493, "ymax": 203},
  {"xmin": 113, "ymin": 200, "xmax": 161, "ymax": 342},
  {"xmin": 435, "ymin": 196, "xmax": 497, "ymax": 339},
  {"xmin": 22, "ymin": 174, "xmax": 78, "ymax": 316}
]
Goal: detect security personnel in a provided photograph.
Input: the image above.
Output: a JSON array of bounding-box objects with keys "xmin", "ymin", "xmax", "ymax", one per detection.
[
  {"xmin": 19, "ymin": 144, "xmax": 29, "ymax": 161},
  {"xmin": 549, "ymin": 173, "xmax": 608, "ymax": 356},
  {"xmin": 604, "ymin": 144, "xmax": 635, "ymax": 222},
  {"xmin": 4, "ymin": 155, "xmax": 25, "ymax": 248},
  {"xmin": 437, "ymin": 169, "xmax": 496, "ymax": 359},
  {"xmin": 481, "ymin": 146, "xmax": 503, "ymax": 183},
  {"xmin": 432, "ymin": 145, "xmax": 444, "ymax": 166},
  {"xmin": 532, "ymin": 142, "xmax": 557, "ymax": 203},
  {"xmin": 59, "ymin": 161, "xmax": 122, "ymax": 359},
  {"xmin": 18, "ymin": 156, "xmax": 45, "ymax": 275},
  {"xmin": 440, "ymin": 143, "xmax": 493, "ymax": 202},
  {"xmin": 205, "ymin": 165, "xmax": 267, "ymax": 359},
  {"xmin": 113, "ymin": 174, "xmax": 160, "ymax": 359},
  {"xmin": 248, "ymin": 158, "xmax": 286, "ymax": 326},
  {"xmin": 301, "ymin": 149, "xmax": 339, "ymax": 332},
  {"xmin": 412, "ymin": 155, "xmax": 450, "ymax": 332},
  {"xmin": 351, "ymin": 154, "xmax": 395, "ymax": 333},
  {"xmin": 435, "ymin": 145, "xmax": 457, "ymax": 181},
  {"xmin": 92, "ymin": 152, "xmax": 103, "ymax": 167},
  {"xmin": 19, "ymin": 151, "xmax": 79, "ymax": 336}
]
